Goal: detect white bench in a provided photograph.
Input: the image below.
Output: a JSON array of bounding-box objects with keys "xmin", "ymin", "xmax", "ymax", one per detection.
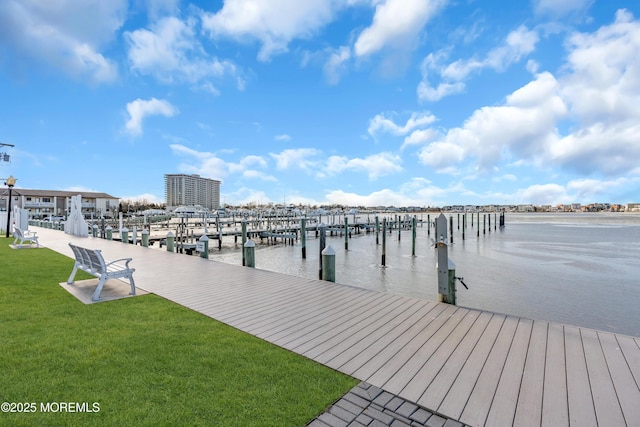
[
  {"xmin": 67, "ymin": 243, "xmax": 136, "ymax": 301},
  {"xmin": 12, "ymin": 226, "xmax": 39, "ymax": 248}
]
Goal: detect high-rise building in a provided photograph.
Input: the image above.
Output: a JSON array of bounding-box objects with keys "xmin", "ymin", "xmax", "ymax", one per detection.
[{"xmin": 164, "ymin": 174, "xmax": 221, "ymax": 211}]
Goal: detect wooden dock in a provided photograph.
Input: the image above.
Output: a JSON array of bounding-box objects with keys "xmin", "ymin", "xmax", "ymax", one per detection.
[{"xmin": 36, "ymin": 227, "xmax": 640, "ymax": 426}]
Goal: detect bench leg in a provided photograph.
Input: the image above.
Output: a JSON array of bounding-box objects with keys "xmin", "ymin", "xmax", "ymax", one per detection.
[
  {"xmin": 128, "ymin": 274, "xmax": 136, "ymax": 296},
  {"xmin": 67, "ymin": 264, "xmax": 79, "ymax": 284},
  {"xmin": 92, "ymin": 276, "xmax": 107, "ymax": 302}
]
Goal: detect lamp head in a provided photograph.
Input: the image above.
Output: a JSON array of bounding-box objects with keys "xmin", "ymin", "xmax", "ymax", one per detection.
[{"xmin": 5, "ymin": 175, "xmax": 16, "ymax": 187}]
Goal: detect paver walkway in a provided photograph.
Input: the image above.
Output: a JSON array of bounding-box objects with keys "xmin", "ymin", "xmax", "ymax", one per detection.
[{"xmin": 35, "ymin": 227, "xmax": 640, "ymax": 426}]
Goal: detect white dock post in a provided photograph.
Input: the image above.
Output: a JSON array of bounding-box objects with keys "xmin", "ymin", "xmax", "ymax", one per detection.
[{"xmin": 322, "ymin": 245, "xmax": 336, "ymax": 282}]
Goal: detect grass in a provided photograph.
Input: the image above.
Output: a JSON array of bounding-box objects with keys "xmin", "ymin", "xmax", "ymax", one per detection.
[{"xmin": 0, "ymin": 237, "xmax": 357, "ymax": 426}]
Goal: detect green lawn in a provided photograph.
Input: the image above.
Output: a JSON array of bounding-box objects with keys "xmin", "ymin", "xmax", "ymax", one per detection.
[{"xmin": 0, "ymin": 238, "xmax": 357, "ymax": 426}]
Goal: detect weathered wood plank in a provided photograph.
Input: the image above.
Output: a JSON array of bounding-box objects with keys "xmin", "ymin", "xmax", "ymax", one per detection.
[
  {"xmin": 294, "ymin": 295, "xmax": 408, "ymax": 355},
  {"xmin": 541, "ymin": 322, "xmax": 568, "ymax": 427},
  {"xmin": 564, "ymin": 325, "xmax": 597, "ymax": 426},
  {"xmin": 303, "ymin": 297, "xmax": 416, "ymax": 360},
  {"xmin": 581, "ymin": 328, "xmax": 626, "ymax": 426},
  {"xmin": 314, "ymin": 299, "xmax": 425, "ymax": 365},
  {"xmin": 347, "ymin": 303, "xmax": 456, "ymax": 379},
  {"xmin": 415, "ymin": 311, "xmax": 495, "ymax": 409},
  {"xmin": 266, "ymin": 292, "xmax": 388, "ymax": 347},
  {"xmin": 598, "ymin": 331, "xmax": 640, "ymax": 424},
  {"xmin": 328, "ymin": 301, "xmax": 442, "ymax": 373},
  {"xmin": 380, "ymin": 310, "xmax": 479, "ymax": 396},
  {"xmin": 513, "ymin": 320, "xmax": 548, "ymax": 427},
  {"xmin": 617, "ymin": 335, "xmax": 640, "ymax": 394},
  {"xmin": 483, "ymin": 318, "xmax": 533, "ymax": 427},
  {"xmin": 448, "ymin": 315, "xmax": 517, "ymax": 424}
]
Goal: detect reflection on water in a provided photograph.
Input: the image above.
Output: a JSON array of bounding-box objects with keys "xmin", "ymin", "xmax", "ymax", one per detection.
[{"xmin": 211, "ymin": 213, "xmax": 640, "ymax": 337}]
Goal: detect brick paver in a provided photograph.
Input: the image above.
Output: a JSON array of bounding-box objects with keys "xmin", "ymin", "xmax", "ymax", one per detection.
[{"xmin": 307, "ymin": 382, "xmax": 470, "ymax": 427}]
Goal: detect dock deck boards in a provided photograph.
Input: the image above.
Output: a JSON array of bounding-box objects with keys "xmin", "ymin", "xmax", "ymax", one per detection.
[{"xmin": 36, "ymin": 228, "xmax": 640, "ymax": 426}]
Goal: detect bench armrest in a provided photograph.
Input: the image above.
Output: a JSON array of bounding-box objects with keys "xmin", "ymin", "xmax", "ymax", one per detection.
[{"xmin": 105, "ymin": 258, "xmax": 133, "ymax": 268}]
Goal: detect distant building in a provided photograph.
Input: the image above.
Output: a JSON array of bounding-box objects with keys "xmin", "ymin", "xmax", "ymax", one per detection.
[
  {"xmin": 627, "ymin": 203, "xmax": 640, "ymax": 212},
  {"xmin": 164, "ymin": 174, "xmax": 221, "ymax": 211},
  {"xmin": 0, "ymin": 189, "xmax": 118, "ymax": 219}
]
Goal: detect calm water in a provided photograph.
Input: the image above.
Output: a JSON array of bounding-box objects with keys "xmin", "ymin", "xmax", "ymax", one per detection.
[{"xmin": 211, "ymin": 212, "xmax": 640, "ymax": 337}]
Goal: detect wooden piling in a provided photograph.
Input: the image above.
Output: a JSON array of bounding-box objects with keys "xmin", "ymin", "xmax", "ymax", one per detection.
[
  {"xmin": 462, "ymin": 214, "xmax": 465, "ymax": 240},
  {"xmin": 382, "ymin": 218, "xmax": 387, "ymax": 267},
  {"xmin": 301, "ymin": 217, "xmax": 307, "ymax": 259},
  {"xmin": 319, "ymin": 224, "xmax": 326, "ymax": 279},
  {"xmin": 344, "ymin": 216, "xmax": 348, "ymax": 250},
  {"xmin": 241, "ymin": 220, "xmax": 247, "ymax": 266},
  {"xmin": 411, "ymin": 216, "xmax": 417, "ymax": 257},
  {"xmin": 449, "ymin": 215, "xmax": 454, "ymax": 244}
]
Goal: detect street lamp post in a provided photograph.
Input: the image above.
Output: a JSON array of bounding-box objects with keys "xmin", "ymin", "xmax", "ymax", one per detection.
[{"xmin": 5, "ymin": 175, "xmax": 16, "ymax": 238}]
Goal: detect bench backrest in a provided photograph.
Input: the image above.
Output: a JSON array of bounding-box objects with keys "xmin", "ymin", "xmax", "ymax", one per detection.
[
  {"xmin": 12, "ymin": 226, "xmax": 23, "ymax": 238},
  {"xmin": 69, "ymin": 243, "xmax": 106, "ymax": 274}
]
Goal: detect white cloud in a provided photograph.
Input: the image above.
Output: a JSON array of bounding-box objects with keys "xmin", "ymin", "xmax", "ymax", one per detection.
[
  {"xmin": 402, "ymin": 128, "xmax": 438, "ymax": 150},
  {"xmin": 171, "ymin": 145, "xmax": 273, "ymax": 182},
  {"xmin": 417, "ymin": 81, "xmax": 465, "ymax": 102},
  {"xmin": 354, "ymin": 0, "xmax": 446, "ymax": 57},
  {"xmin": 201, "ymin": 0, "xmax": 338, "ymax": 61},
  {"xmin": 125, "ymin": 16, "xmax": 240, "ymax": 88},
  {"xmin": 274, "ymin": 134, "xmax": 292, "ymax": 141},
  {"xmin": 551, "ymin": 9, "xmax": 640, "ymax": 176},
  {"xmin": 418, "ymin": 71, "xmax": 567, "ymax": 172},
  {"xmin": 325, "ymin": 152, "xmax": 403, "ymax": 179},
  {"xmin": 120, "ymin": 192, "xmax": 165, "ymax": 204},
  {"xmin": 270, "ymin": 148, "xmax": 321, "ymax": 170},
  {"xmin": 368, "ymin": 111, "xmax": 436, "ymax": 138},
  {"xmin": 516, "ymin": 183, "xmax": 570, "ymax": 205},
  {"xmin": 323, "ymin": 46, "xmax": 351, "ymax": 85},
  {"xmin": 0, "ymin": 0, "xmax": 123, "ymax": 83},
  {"xmin": 561, "ymin": 9, "xmax": 640, "ymax": 126},
  {"xmin": 419, "ymin": 25, "xmax": 539, "ymax": 102},
  {"xmin": 221, "ymin": 187, "xmax": 272, "ymax": 206},
  {"xmin": 125, "ymin": 98, "xmax": 179, "ymax": 136},
  {"xmin": 324, "ymin": 177, "xmax": 457, "ymax": 207},
  {"xmin": 534, "ymin": 0, "xmax": 593, "ymax": 18}
]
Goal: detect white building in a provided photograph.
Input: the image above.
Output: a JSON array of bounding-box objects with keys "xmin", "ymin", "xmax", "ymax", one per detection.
[
  {"xmin": 0, "ymin": 189, "xmax": 119, "ymax": 219},
  {"xmin": 164, "ymin": 174, "xmax": 221, "ymax": 211}
]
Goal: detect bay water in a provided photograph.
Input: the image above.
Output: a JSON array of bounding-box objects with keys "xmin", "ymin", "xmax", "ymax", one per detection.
[{"xmin": 210, "ymin": 212, "xmax": 640, "ymax": 337}]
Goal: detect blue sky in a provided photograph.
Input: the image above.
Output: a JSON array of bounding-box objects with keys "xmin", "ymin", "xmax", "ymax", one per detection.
[{"xmin": 1, "ymin": 0, "xmax": 639, "ymax": 207}]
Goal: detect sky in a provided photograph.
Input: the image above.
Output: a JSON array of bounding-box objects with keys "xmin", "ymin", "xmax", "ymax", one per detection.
[{"xmin": 1, "ymin": 0, "xmax": 639, "ymax": 208}]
